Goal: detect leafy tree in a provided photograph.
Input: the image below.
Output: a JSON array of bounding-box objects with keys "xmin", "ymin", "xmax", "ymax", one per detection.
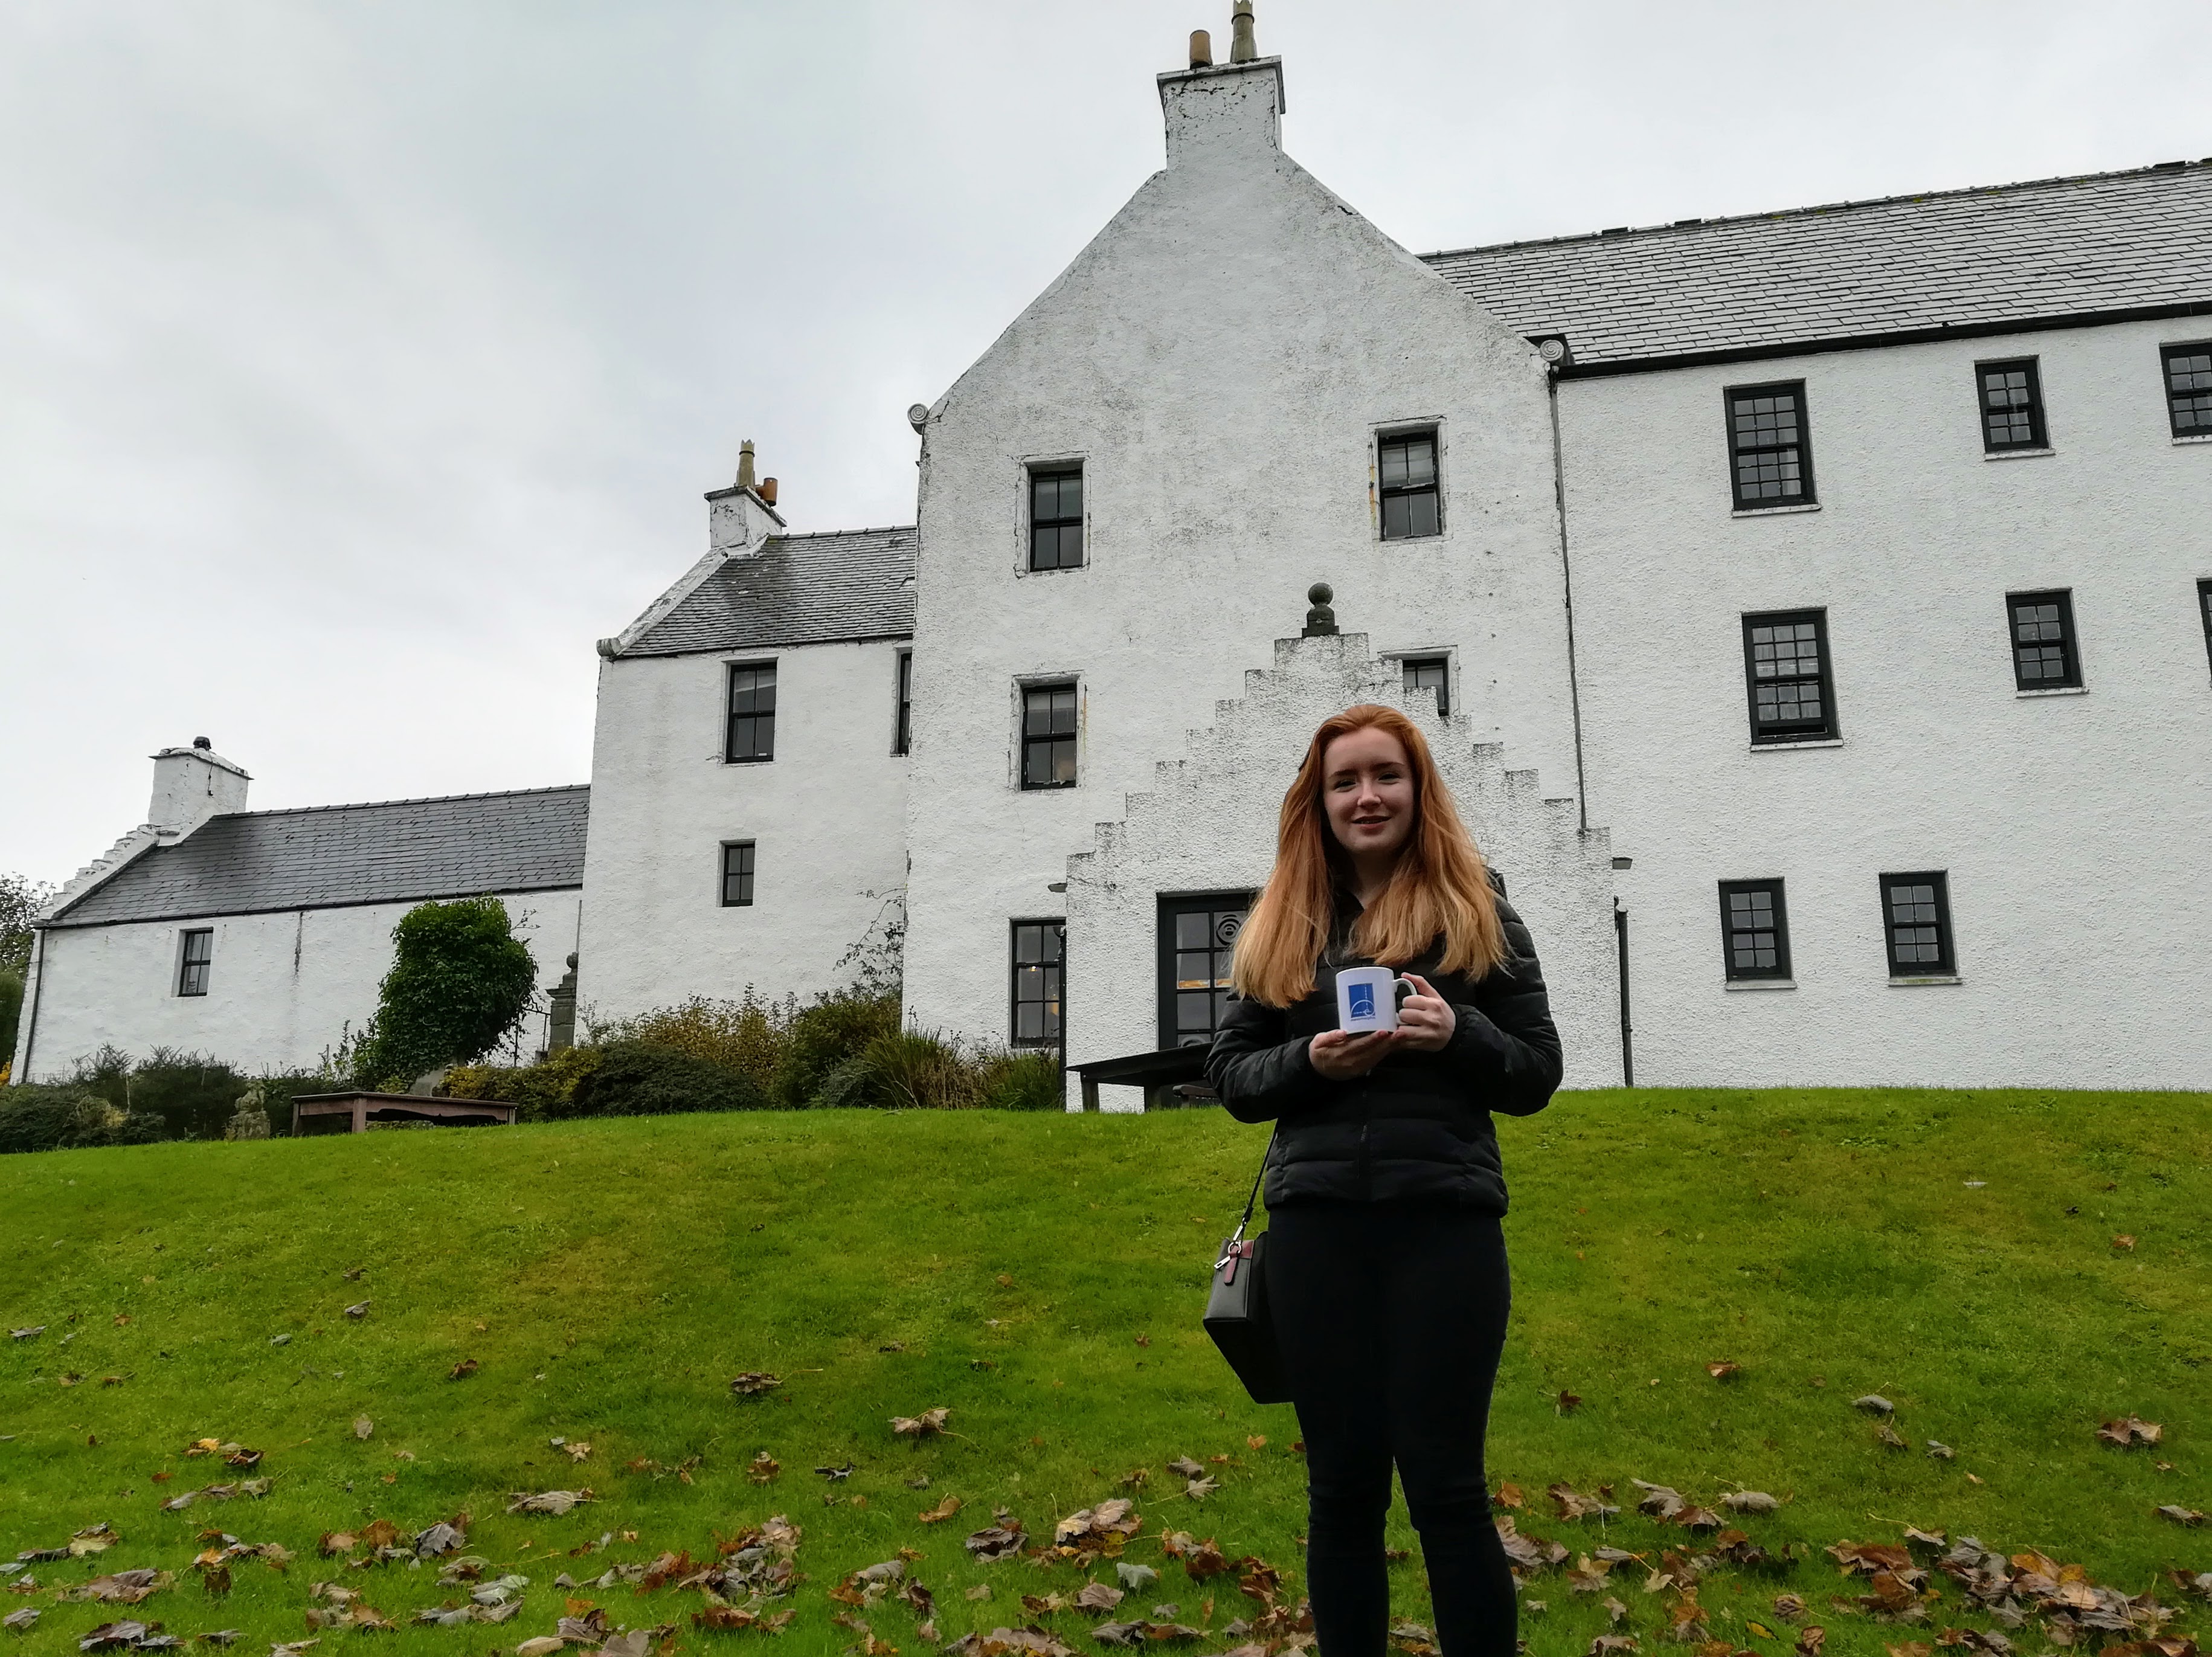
[
  {"xmin": 354, "ymin": 897, "xmax": 538, "ymax": 1087},
  {"xmin": 1, "ymin": 872, "xmax": 54, "ymax": 974}
]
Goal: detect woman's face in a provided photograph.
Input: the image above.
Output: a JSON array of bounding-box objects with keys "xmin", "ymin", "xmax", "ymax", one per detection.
[{"xmin": 1319, "ymin": 726, "xmax": 1418, "ymax": 862}]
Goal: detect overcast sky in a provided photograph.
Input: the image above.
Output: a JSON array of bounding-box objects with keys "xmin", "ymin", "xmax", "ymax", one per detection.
[{"xmin": 3, "ymin": 0, "xmax": 2206, "ymax": 885}]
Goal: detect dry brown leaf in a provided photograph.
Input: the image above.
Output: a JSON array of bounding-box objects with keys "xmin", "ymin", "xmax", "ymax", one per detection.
[
  {"xmin": 1707, "ymin": 1363, "xmax": 1740, "ymax": 1381},
  {"xmin": 728, "ymin": 1372, "xmax": 782, "ymax": 1397},
  {"xmin": 918, "ymin": 1495, "xmax": 962, "ymax": 1524},
  {"xmin": 1493, "ymin": 1482, "xmax": 1525, "ymax": 1510},
  {"xmin": 892, "ymin": 1408, "xmax": 950, "ymax": 1439},
  {"xmin": 2098, "ymin": 1416, "xmax": 2163, "ymax": 1449},
  {"xmin": 447, "ymin": 1358, "xmax": 478, "ymax": 1381}
]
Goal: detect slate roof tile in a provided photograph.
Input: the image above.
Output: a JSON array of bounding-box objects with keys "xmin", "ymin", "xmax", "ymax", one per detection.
[
  {"xmin": 621, "ymin": 526, "xmax": 916, "ymax": 657},
  {"xmin": 51, "ymin": 786, "xmax": 589, "ymax": 928},
  {"xmin": 1422, "ymin": 161, "xmax": 2212, "ymax": 370}
]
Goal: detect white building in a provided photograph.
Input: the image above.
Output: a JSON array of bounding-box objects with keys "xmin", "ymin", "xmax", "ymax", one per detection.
[{"xmin": 20, "ymin": 24, "xmax": 2211, "ymax": 1099}]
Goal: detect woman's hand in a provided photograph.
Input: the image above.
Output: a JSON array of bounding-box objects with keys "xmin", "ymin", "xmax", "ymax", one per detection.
[
  {"xmin": 1391, "ymin": 974, "xmax": 1457, "ymax": 1053},
  {"xmin": 1308, "ymin": 1028, "xmax": 1393, "ymax": 1079}
]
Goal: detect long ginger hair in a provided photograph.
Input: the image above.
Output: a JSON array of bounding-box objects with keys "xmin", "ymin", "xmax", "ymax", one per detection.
[{"xmin": 1230, "ymin": 704, "xmax": 1508, "ymax": 1007}]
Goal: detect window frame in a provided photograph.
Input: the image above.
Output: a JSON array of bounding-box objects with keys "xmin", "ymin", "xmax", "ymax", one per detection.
[
  {"xmin": 1398, "ymin": 653, "xmax": 1452, "ymax": 717},
  {"xmin": 1018, "ymin": 679, "xmax": 1081, "ymax": 790},
  {"xmin": 1717, "ymin": 879, "xmax": 1792, "ymax": 982},
  {"xmin": 1376, "ymin": 425, "xmax": 1442, "ymax": 541},
  {"xmin": 1975, "ymin": 356, "xmax": 2048, "ymax": 452},
  {"xmin": 2005, "ymin": 588, "xmax": 2082, "ymax": 690},
  {"xmin": 1740, "ymin": 608, "xmax": 1838, "ymax": 744},
  {"xmin": 2197, "ymin": 579, "xmax": 2212, "ymax": 676},
  {"xmin": 1156, "ymin": 890, "xmax": 1253, "ymax": 1050},
  {"xmin": 1879, "ymin": 870, "xmax": 1956, "ymax": 978},
  {"xmin": 1725, "ymin": 381, "xmax": 1816, "ymax": 509},
  {"xmin": 893, "ymin": 649, "xmax": 913, "ymax": 756},
  {"xmin": 719, "ymin": 840, "xmax": 757, "ymax": 909},
  {"xmin": 1027, "ymin": 462, "xmax": 1086, "ymax": 573},
  {"xmin": 2162, "ymin": 340, "xmax": 2212, "ymax": 439},
  {"xmin": 1009, "ymin": 918, "xmax": 1066, "ymax": 1048},
  {"xmin": 724, "ymin": 659, "xmax": 777, "ymax": 764},
  {"xmin": 176, "ymin": 927, "xmax": 213, "ymax": 997}
]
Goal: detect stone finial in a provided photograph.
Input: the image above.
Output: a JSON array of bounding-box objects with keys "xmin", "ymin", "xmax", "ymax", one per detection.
[
  {"xmin": 1302, "ymin": 581, "xmax": 1337, "ymax": 637},
  {"xmin": 1229, "ymin": 0, "xmax": 1258, "ymax": 62},
  {"xmin": 736, "ymin": 440, "xmax": 757, "ymax": 490},
  {"xmin": 1189, "ymin": 28, "xmax": 1212, "ymax": 67}
]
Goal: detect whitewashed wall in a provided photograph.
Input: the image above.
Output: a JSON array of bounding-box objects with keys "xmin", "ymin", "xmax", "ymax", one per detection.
[
  {"xmin": 1561, "ymin": 318, "xmax": 2212, "ymax": 1089},
  {"xmin": 576, "ymin": 638, "xmax": 909, "ymax": 1025},
  {"xmin": 1063, "ymin": 631, "xmax": 1619, "ymax": 1108},
  {"xmin": 17, "ymin": 890, "xmax": 580, "ymax": 1082},
  {"xmin": 904, "ymin": 58, "xmax": 1581, "ymax": 1054}
]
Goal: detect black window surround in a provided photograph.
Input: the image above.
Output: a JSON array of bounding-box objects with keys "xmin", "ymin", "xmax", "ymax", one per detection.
[
  {"xmin": 725, "ymin": 661, "xmax": 777, "ymax": 763},
  {"xmin": 1010, "ymin": 919, "xmax": 1065, "ymax": 1047},
  {"xmin": 893, "ymin": 650, "xmax": 913, "ymax": 756},
  {"xmin": 1880, "ymin": 871, "xmax": 1955, "ymax": 977},
  {"xmin": 1029, "ymin": 464, "xmax": 1085, "ymax": 571},
  {"xmin": 1400, "ymin": 654, "xmax": 1452, "ymax": 717},
  {"xmin": 177, "ymin": 928, "xmax": 213, "ymax": 997},
  {"xmin": 1158, "ymin": 892, "xmax": 1251, "ymax": 1049},
  {"xmin": 1726, "ymin": 381, "xmax": 1816, "ymax": 509},
  {"xmin": 1976, "ymin": 358, "xmax": 2048, "ymax": 452},
  {"xmin": 2164, "ymin": 341, "xmax": 2212, "ymax": 439},
  {"xmin": 719, "ymin": 841, "xmax": 756, "ymax": 908},
  {"xmin": 2007, "ymin": 590, "xmax": 2082, "ymax": 689},
  {"xmin": 1377, "ymin": 428, "xmax": 1441, "ymax": 540},
  {"xmin": 1717, "ymin": 880, "xmax": 1791, "ymax": 982},
  {"xmin": 1741, "ymin": 609, "xmax": 1837, "ymax": 743},
  {"xmin": 1020, "ymin": 681, "xmax": 1079, "ymax": 790},
  {"xmin": 2198, "ymin": 579, "xmax": 2212, "ymax": 675}
]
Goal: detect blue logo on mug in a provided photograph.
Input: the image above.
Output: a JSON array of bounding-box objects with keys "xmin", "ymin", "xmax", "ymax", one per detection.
[{"xmin": 1346, "ymin": 983, "xmax": 1376, "ymax": 1020}]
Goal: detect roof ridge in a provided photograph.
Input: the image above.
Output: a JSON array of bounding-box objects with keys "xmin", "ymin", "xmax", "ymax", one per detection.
[
  {"xmin": 766, "ymin": 524, "xmax": 918, "ymax": 542},
  {"xmin": 204, "ymin": 783, "xmax": 591, "ymax": 823},
  {"xmin": 1419, "ymin": 156, "xmax": 2212, "ymax": 263}
]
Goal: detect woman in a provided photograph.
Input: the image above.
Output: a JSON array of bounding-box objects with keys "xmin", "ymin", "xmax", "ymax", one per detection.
[{"xmin": 1206, "ymin": 704, "xmax": 1563, "ymax": 1657}]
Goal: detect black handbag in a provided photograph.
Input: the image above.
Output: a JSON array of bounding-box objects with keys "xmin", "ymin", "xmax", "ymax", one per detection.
[{"xmin": 1204, "ymin": 1130, "xmax": 1293, "ymax": 1405}]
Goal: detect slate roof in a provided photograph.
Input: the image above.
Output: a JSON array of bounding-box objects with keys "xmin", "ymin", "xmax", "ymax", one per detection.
[
  {"xmin": 621, "ymin": 526, "xmax": 917, "ymax": 657},
  {"xmin": 1421, "ymin": 159, "xmax": 2212, "ymax": 373},
  {"xmin": 50, "ymin": 786, "xmax": 590, "ymax": 928}
]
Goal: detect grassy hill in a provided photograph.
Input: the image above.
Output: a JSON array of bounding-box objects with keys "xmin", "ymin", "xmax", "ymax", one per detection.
[{"xmin": 1, "ymin": 1088, "xmax": 2207, "ymax": 1657}]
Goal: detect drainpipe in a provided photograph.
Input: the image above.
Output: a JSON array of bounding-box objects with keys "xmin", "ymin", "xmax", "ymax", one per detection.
[
  {"xmin": 1613, "ymin": 899, "xmax": 1633, "ymax": 1087},
  {"xmin": 13, "ymin": 927, "xmax": 46, "ymax": 1084},
  {"xmin": 1538, "ymin": 341, "xmax": 1590, "ymax": 834}
]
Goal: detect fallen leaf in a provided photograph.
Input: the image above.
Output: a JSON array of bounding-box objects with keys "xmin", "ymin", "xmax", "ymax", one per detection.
[
  {"xmin": 564, "ymin": 1441, "xmax": 593, "ymax": 1462},
  {"xmin": 918, "ymin": 1495, "xmax": 962, "ymax": 1524},
  {"xmin": 1877, "ymin": 1423, "xmax": 1911, "ymax": 1449},
  {"xmin": 892, "ymin": 1408, "xmax": 950, "ymax": 1439},
  {"xmin": 1076, "ymin": 1583, "xmax": 1125, "ymax": 1612},
  {"xmin": 1186, "ymin": 1478, "xmax": 1218, "ymax": 1501},
  {"xmin": 1493, "ymin": 1482, "xmax": 1525, "ymax": 1510},
  {"xmin": 1926, "ymin": 1441, "xmax": 1956, "ymax": 1460},
  {"xmin": 0, "ymin": 1609, "xmax": 34, "ymax": 1632},
  {"xmin": 1167, "ymin": 1457, "xmax": 1204, "ymax": 1478},
  {"xmin": 1550, "ymin": 1484, "xmax": 1621, "ymax": 1521},
  {"xmin": 1390, "ymin": 1621, "xmax": 1438, "ymax": 1655},
  {"xmin": 963, "ymin": 1522, "xmax": 1025, "ymax": 1563},
  {"xmin": 1707, "ymin": 1363, "xmax": 1740, "ymax": 1381},
  {"xmin": 1558, "ymin": 1391, "xmax": 1583, "ymax": 1414},
  {"xmin": 2098, "ymin": 1417, "xmax": 2163, "ymax": 1449},
  {"xmin": 2156, "ymin": 1505, "xmax": 2205, "ymax": 1527},
  {"xmin": 749, "ymin": 1452, "xmax": 781, "ymax": 1483},
  {"xmin": 506, "ymin": 1490, "xmax": 592, "ymax": 1516},
  {"xmin": 448, "ymin": 1359, "xmax": 478, "ymax": 1380},
  {"xmin": 1633, "ymin": 1481, "xmax": 1687, "ymax": 1521},
  {"xmin": 1772, "ymin": 1596, "xmax": 1806, "ymax": 1624},
  {"xmin": 1721, "ymin": 1491, "xmax": 1779, "ymax": 1515},
  {"xmin": 728, "ymin": 1372, "xmax": 782, "ymax": 1397},
  {"xmin": 516, "ymin": 1641, "xmax": 566, "ymax": 1657},
  {"xmin": 1796, "ymin": 1631, "xmax": 1827, "ymax": 1657},
  {"xmin": 343, "ymin": 1301, "xmax": 370, "ymax": 1320},
  {"xmin": 2112, "ymin": 1235, "xmax": 2136, "ymax": 1252},
  {"xmin": 8, "ymin": 1327, "xmax": 43, "ymax": 1340}
]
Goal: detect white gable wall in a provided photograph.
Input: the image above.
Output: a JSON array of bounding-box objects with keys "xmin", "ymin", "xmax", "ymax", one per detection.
[
  {"xmin": 1562, "ymin": 318, "xmax": 2212, "ymax": 1088},
  {"xmin": 16, "ymin": 891, "xmax": 579, "ymax": 1083},
  {"xmin": 904, "ymin": 59, "xmax": 1584, "ymax": 1054},
  {"xmin": 576, "ymin": 637, "xmax": 909, "ymax": 1025}
]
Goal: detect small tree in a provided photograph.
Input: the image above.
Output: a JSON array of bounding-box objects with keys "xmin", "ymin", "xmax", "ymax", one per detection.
[
  {"xmin": 1, "ymin": 874, "xmax": 55, "ymax": 1076},
  {"xmin": 354, "ymin": 897, "xmax": 537, "ymax": 1087}
]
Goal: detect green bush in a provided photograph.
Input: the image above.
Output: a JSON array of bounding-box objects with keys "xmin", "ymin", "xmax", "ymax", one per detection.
[
  {"xmin": 561, "ymin": 1041, "xmax": 767, "ymax": 1119},
  {"xmin": 973, "ymin": 1049, "xmax": 1064, "ymax": 1111},
  {"xmin": 0, "ymin": 965, "xmax": 22, "ymax": 1079},
  {"xmin": 0, "ymin": 1084, "xmax": 164, "ymax": 1154},
  {"xmin": 446, "ymin": 1046, "xmax": 604, "ymax": 1123},
  {"xmin": 351, "ymin": 896, "xmax": 538, "ymax": 1086},
  {"xmin": 587, "ymin": 993, "xmax": 793, "ymax": 1098},
  {"xmin": 75, "ymin": 1046, "xmax": 249, "ymax": 1142},
  {"xmin": 776, "ymin": 989, "xmax": 901, "ymax": 1108}
]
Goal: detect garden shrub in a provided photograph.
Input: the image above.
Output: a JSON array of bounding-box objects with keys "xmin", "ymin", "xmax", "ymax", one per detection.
[
  {"xmin": 446, "ymin": 1046, "xmax": 604, "ymax": 1123},
  {"xmin": 561, "ymin": 1041, "xmax": 766, "ymax": 1118},
  {"xmin": 776, "ymin": 989, "xmax": 901, "ymax": 1107},
  {"xmin": 588, "ymin": 993, "xmax": 793, "ymax": 1097},
  {"xmin": 0, "ymin": 965, "xmax": 22, "ymax": 1076},
  {"xmin": 973, "ymin": 1049, "xmax": 1064, "ymax": 1111},
  {"xmin": 350, "ymin": 896, "xmax": 538, "ymax": 1087},
  {"xmin": 0, "ymin": 1084, "xmax": 164, "ymax": 1154}
]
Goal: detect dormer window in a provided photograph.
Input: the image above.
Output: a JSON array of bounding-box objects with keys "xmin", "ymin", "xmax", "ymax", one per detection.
[{"xmin": 1378, "ymin": 430, "xmax": 1441, "ymax": 539}]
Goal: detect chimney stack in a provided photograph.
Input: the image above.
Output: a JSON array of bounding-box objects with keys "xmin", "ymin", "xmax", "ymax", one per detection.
[
  {"xmin": 1229, "ymin": 0, "xmax": 1258, "ymax": 62},
  {"xmin": 149, "ymin": 741, "xmax": 251, "ymax": 840},
  {"xmin": 706, "ymin": 438, "xmax": 786, "ymax": 556},
  {"xmin": 1189, "ymin": 28, "xmax": 1212, "ymax": 67}
]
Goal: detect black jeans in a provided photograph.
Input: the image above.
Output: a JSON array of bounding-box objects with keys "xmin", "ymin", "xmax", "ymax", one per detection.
[{"xmin": 1268, "ymin": 1202, "xmax": 1516, "ymax": 1657}]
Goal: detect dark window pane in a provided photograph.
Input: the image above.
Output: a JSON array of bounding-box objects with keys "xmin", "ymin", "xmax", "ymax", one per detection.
[
  {"xmin": 895, "ymin": 653, "xmax": 912, "ymax": 754},
  {"xmin": 1880, "ymin": 872, "xmax": 1953, "ymax": 975},
  {"xmin": 1010, "ymin": 918, "xmax": 1066, "ymax": 1045},
  {"xmin": 1401, "ymin": 657, "xmax": 1450, "ymax": 717},
  {"xmin": 2165, "ymin": 344, "xmax": 2212, "ymax": 436},
  {"xmin": 2198, "ymin": 580, "xmax": 2212, "ymax": 674},
  {"xmin": 1725, "ymin": 384, "xmax": 1814, "ymax": 507},
  {"xmin": 727, "ymin": 664, "xmax": 777, "ymax": 761},
  {"xmin": 178, "ymin": 928, "xmax": 213, "ymax": 996},
  {"xmin": 1159, "ymin": 897, "xmax": 1249, "ymax": 1046},
  {"xmin": 1978, "ymin": 360, "xmax": 2045, "ymax": 450},
  {"xmin": 1029, "ymin": 466, "xmax": 1084, "ymax": 570},
  {"xmin": 1021, "ymin": 684, "xmax": 1079, "ymax": 788},
  {"xmin": 1717, "ymin": 881, "xmax": 1789, "ymax": 980},
  {"xmin": 721, "ymin": 843, "xmax": 756, "ymax": 907},
  {"xmin": 1741, "ymin": 610, "xmax": 1834, "ymax": 741},
  {"xmin": 1378, "ymin": 430, "xmax": 1441, "ymax": 541},
  {"xmin": 2007, "ymin": 591, "xmax": 2080, "ymax": 689}
]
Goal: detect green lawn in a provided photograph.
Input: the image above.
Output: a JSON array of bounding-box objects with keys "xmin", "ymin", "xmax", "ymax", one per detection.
[{"xmin": 1, "ymin": 1090, "xmax": 2207, "ymax": 1657}]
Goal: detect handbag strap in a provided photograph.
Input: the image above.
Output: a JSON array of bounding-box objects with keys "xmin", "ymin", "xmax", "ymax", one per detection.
[{"xmin": 1217, "ymin": 1125, "xmax": 1278, "ymax": 1266}]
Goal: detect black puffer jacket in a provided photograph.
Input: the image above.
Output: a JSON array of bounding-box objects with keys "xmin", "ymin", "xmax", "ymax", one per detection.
[{"xmin": 1204, "ymin": 891, "xmax": 1562, "ymax": 1214}]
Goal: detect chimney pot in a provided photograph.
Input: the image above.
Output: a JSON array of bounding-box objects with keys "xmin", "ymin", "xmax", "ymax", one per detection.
[
  {"xmin": 192, "ymin": 736, "xmax": 211, "ymax": 750},
  {"xmin": 736, "ymin": 440, "xmax": 757, "ymax": 491},
  {"xmin": 1189, "ymin": 28, "xmax": 1212, "ymax": 67},
  {"xmin": 759, "ymin": 477, "xmax": 777, "ymax": 506},
  {"xmin": 1229, "ymin": 0, "xmax": 1258, "ymax": 62}
]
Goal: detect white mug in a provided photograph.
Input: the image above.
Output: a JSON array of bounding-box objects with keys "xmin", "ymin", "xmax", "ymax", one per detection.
[{"xmin": 1335, "ymin": 965, "xmax": 1415, "ymax": 1033}]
